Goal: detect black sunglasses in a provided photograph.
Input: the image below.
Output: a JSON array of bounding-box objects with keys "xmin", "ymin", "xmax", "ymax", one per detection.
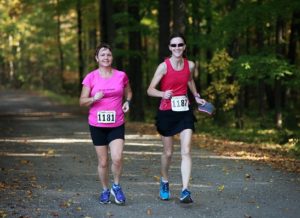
[{"xmin": 170, "ymin": 43, "xmax": 185, "ymax": 48}]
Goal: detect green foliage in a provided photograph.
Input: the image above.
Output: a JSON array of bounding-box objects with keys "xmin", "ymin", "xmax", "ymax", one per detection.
[
  {"xmin": 232, "ymin": 54, "xmax": 295, "ymax": 85},
  {"xmin": 292, "ymin": 138, "xmax": 300, "ymax": 156},
  {"xmin": 213, "ymin": 0, "xmax": 300, "ymax": 50},
  {"xmin": 195, "ymin": 112, "xmax": 300, "ymax": 157},
  {"xmin": 205, "ymin": 49, "xmax": 239, "ymax": 112}
]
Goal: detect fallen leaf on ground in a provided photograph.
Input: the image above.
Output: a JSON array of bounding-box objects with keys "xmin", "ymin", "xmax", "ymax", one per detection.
[
  {"xmin": 20, "ymin": 160, "xmax": 31, "ymax": 164},
  {"xmin": 153, "ymin": 175, "xmax": 160, "ymax": 182},
  {"xmin": 245, "ymin": 173, "xmax": 251, "ymax": 179},
  {"xmin": 218, "ymin": 185, "xmax": 225, "ymax": 192},
  {"xmin": 147, "ymin": 207, "xmax": 152, "ymax": 215}
]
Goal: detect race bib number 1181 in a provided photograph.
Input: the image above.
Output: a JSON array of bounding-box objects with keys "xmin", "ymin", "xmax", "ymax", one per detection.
[{"xmin": 97, "ymin": 111, "xmax": 116, "ymax": 123}]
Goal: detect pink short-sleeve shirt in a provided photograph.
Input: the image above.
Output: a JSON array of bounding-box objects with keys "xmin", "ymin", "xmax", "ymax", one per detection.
[{"xmin": 82, "ymin": 69, "xmax": 129, "ymax": 128}]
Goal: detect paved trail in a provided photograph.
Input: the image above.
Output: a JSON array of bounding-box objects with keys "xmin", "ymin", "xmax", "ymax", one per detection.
[{"xmin": 0, "ymin": 89, "xmax": 299, "ymax": 218}]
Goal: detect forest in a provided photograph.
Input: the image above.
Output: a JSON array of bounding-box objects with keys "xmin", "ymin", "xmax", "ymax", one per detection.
[{"xmin": 1, "ymin": 0, "xmax": 299, "ymax": 153}]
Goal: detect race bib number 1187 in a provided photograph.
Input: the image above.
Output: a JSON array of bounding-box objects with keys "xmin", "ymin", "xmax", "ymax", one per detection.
[
  {"xmin": 171, "ymin": 96, "xmax": 189, "ymax": 112},
  {"xmin": 97, "ymin": 111, "xmax": 116, "ymax": 123}
]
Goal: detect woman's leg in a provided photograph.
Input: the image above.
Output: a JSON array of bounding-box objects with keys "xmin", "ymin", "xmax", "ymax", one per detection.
[
  {"xmin": 109, "ymin": 139, "xmax": 124, "ymax": 185},
  {"xmin": 109, "ymin": 139, "xmax": 126, "ymax": 204},
  {"xmin": 179, "ymin": 129, "xmax": 193, "ymax": 190},
  {"xmin": 95, "ymin": 146, "xmax": 109, "ymax": 189},
  {"xmin": 161, "ymin": 136, "xmax": 174, "ymax": 181}
]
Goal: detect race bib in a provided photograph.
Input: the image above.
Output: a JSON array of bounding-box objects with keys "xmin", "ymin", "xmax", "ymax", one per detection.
[
  {"xmin": 171, "ymin": 96, "xmax": 189, "ymax": 111},
  {"xmin": 97, "ymin": 111, "xmax": 116, "ymax": 123}
]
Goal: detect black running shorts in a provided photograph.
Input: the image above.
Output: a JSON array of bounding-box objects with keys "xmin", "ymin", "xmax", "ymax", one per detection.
[
  {"xmin": 89, "ymin": 124, "xmax": 125, "ymax": 146},
  {"xmin": 155, "ymin": 109, "xmax": 196, "ymax": 137}
]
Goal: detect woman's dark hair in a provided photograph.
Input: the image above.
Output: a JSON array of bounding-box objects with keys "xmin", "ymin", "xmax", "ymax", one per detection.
[
  {"xmin": 95, "ymin": 43, "xmax": 112, "ymax": 58},
  {"xmin": 169, "ymin": 32, "xmax": 186, "ymax": 45}
]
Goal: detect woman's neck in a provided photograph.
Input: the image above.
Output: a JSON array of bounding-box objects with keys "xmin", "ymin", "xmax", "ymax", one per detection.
[
  {"xmin": 99, "ymin": 66, "xmax": 112, "ymax": 77},
  {"xmin": 169, "ymin": 56, "xmax": 184, "ymax": 70}
]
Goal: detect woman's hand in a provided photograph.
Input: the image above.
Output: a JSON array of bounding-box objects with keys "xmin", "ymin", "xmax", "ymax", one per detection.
[
  {"xmin": 163, "ymin": 90, "xmax": 173, "ymax": 99},
  {"xmin": 93, "ymin": 91, "xmax": 104, "ymax": 102},
  {"xmin": 195, "ymin": 94, "xmax": 206, "ymax": 105},
  {"xmin": 122, "ymin": 100, "xmax": 130, "ymax": 113}
]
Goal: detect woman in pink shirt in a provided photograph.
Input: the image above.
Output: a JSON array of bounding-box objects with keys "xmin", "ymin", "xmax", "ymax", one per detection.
[
  {"xmin": 147, "ymin": 33, "xmax": 205, "ymax": 204},
  {"xmin": 79, "ymin": 43, "xmax": 132, "ymax": 205}
]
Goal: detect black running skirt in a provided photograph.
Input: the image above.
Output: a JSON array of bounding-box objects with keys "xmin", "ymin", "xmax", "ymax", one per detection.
[{"xmin": 155, "ymin": 109, "xmax": 196, "ymax": 137}]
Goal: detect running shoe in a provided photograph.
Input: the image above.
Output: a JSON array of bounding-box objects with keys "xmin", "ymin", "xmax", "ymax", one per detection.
[
  {"xmin": 99, "ymin": 189, "xmax": 111, "ymax": 204},
  {"xmin": 198, "ymin": 101, "xmax": 215, "ymax": 115},
  {"xmin": 159, "ymin": 178, "xmax": 170, "ymax": 200},
  {"xmin": 111, "ymin": 184, "xmax": 126, "ymax": 205},
  {"xmin": 180, "ymin": 189, "xmax": 193, "ymax": 203}
]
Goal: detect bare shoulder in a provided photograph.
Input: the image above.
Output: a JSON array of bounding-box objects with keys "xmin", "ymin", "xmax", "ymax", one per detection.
[
  {"xmin": 188, "ymin": 60, "xmax": 195, "ymax": 69},
  {"xmin": 156, "ymin": 62, "xmax": 167, "ymax": 76},
  {"xmin": 187, "ymin": 60, "xmax": 195, "ymax": 73},
  {"xmin": 148, "ymin": 61, "xmax": 167, "ymax": 87}
]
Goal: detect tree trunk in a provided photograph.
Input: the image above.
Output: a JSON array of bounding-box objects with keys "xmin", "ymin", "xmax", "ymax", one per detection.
[
  {"xmin": 114, "ymin": 1, "xmax": 126, "ymax": 69},
  {"xmin": 128, "ymin": 1, "xmax": 144, "ymax": 121},
  {"xmin": 205, "ymin": 0, "xmax": 212, "ymax": 86},
  {"xmin": 241, "ymin": 28, "xmax": 250, "ymax": 112},
  {"xmin": 258, "ymin": 79, "xmax": 265, "ymax": 118},
  {"xmin": 235, "ymin": 87, "xmax": 244, "ymax": 129},
  {"xmin": 56, "ymin": 0, "xmax": 64, "ymax": 91},
  {"xmin": 8, "ymin": 35, "xmax": 14, "ymax": 84},
  {"xmin": 227, "ymin": 0, "xmax": 238, "ymax": 58},
  {"xmin": 100, "ymin": 0, "xmax": 115, "ymax": 44},
  {"xmin": 274, "ymin": 16, "xmax": 286, "ymax": 129},
  {"xmin": 88, "ymin": 28, "xmax": 97, "ymax": 68},
  {"xmin": 288, "ymin": 11, "xmax": 300, "ymax": 65},
  {"xmin": 265, "ymin": 84, "xmax": 275, "ymax": 110},
  {"xmin": 226, "ymin": 0, "xmax": 243, "ymax": 128},
  {"xmin": 256, "ymin": 0, "xmax": 265, "ymax": 120},
  {"xmin": 0, "ymin": 55, "xmax": 4, "ymax": 85},
  {"xmin": 77, "ymin": 0, "xmax": 84, "ymax": 94},
  {"xmin": 274, "ymin": 79, "xmax": 282, "ymax": 128},
  {"xmin": 276, "ymin": 16, "xmax": 286, "ymax": 56},
  {"xmin": 190, "ymin": 0, "xmax": 201, "ymax": 91},
  {"xmin": 158, "ymin": 0, "xmax": 170, "ymax": 62},
  {"xmin": 286, "ymin": 11, "xmax": 300, "ymax": 128},
  {"xmin": 172, "ymin": 0, "xmax": 186, "ymax": 34}
]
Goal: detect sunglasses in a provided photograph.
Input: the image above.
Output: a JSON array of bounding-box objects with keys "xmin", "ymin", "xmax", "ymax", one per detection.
[{"xmin": 170, "ymin": 43, "xmax": 185, "ymax": 48}]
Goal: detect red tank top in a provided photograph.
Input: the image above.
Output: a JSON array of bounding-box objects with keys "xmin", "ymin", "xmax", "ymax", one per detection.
[{"xmin": 159, "ymin": 58, "xmax": 190, "ymax": 110}]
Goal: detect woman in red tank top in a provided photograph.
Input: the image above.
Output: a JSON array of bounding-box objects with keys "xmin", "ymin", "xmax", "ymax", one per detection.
[{"xmin": 147, "ymin": 32, "xmax": 205, "ymax": 204}]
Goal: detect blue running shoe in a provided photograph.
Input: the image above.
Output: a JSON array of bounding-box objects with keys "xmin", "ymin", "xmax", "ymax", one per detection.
[
  {"xmin": 99, "ymin": 189, "xmax": 111, "ymax": 204},
  {"xmin": 111, "ymin": 184, "xmax": 126, "ymax": 205},
  {"xmin": 180, "ymin": 189, "xmax": 193, "ymax": 203},
  {"xmin": 159, "ymin": 178, "xmax": 170, "ymax": 200}
]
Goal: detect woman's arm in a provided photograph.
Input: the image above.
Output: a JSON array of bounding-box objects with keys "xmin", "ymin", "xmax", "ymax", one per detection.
[
  {"xmin": 122, "ymin": 83, "xmax": 133, "ymax": 113},
  {"xmin": 124, "ymin": 83, "xmax": 133, "ymax": 101},
  {"xmin": 187, "ymin": 61, "xmax": 206, "ymax": 104},
  {"xmin": 79, "ymin": 85, "xmax": 104, "ymax": 107},
  {"xmin": 79, "ymin": 86, "xmax": 93, "ymax": 106},
  {"xmin": 187, "ymin": 61, "xmax": 199, "ymax": 96},
  {"xmin": 147, "ymin": 62, "xmax": 172, "ymax": 99}
]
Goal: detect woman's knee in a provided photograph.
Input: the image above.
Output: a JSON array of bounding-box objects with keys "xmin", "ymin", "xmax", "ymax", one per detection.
[
  {"xmin": 111, "ymin": 155, "xmax": 122, "ymax": 167},
  {"xmin": 181, "ymin": 148, "xmax": 191, "ymax": 157},
  {"xmin": 98, "ymin": 159, "xmax": 108, "ymax": 169},
  {"xmin": 162, "ymin": 145, "xmax": 173, "ymax": 158}
]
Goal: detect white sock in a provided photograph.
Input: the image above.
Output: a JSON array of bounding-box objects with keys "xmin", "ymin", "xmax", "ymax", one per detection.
[{"xmin": 161, "ymin": 178, "xmax": 168, "ymax": 183}]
